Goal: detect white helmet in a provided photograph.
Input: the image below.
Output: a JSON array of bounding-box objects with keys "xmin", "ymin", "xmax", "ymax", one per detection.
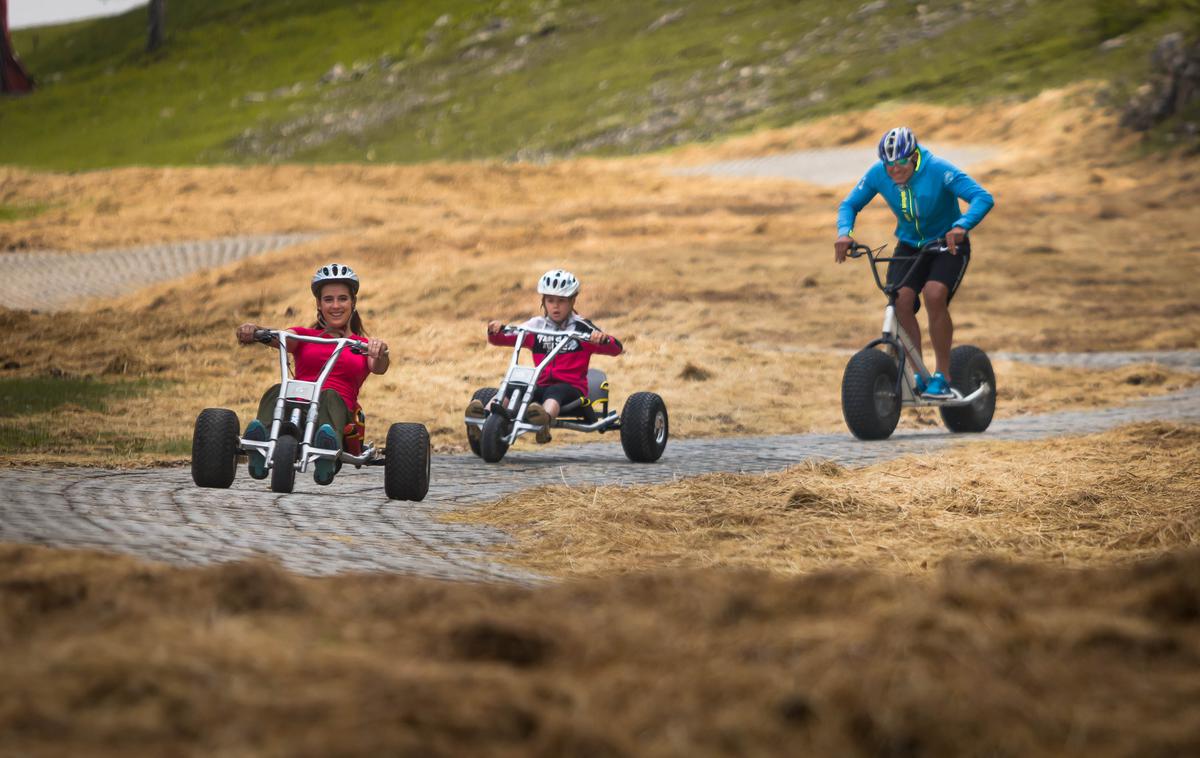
[
  {"xmin": 311, "ymin": 262, "xmax": 360, "ymax": 297},
  {"xmin": 537, "ymin": 269, "xmax": 580, "ymax": 297}
]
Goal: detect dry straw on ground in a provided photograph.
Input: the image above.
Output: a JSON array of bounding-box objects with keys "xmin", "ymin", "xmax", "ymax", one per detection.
[
  {"xmin": 452, "ymin": 422, "xmax": 1200, "ymax": 577},
  {"xmin": 3, "ymin": 539, "xmax": 1199, "ymax": 756},
  {"xmin": 1, "ymin": 85, "xmax": 1199, "ymax": 464}
]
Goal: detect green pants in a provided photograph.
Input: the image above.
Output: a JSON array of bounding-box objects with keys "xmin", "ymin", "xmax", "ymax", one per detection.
[{"xmin": 256, "ymin": 384, "xmax": 350, "ymax": 447}]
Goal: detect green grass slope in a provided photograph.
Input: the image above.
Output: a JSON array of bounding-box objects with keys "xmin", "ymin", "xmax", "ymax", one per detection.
[{"xmin": 0, "ymin": 0, "xmax": 1195, "ymax": 170}]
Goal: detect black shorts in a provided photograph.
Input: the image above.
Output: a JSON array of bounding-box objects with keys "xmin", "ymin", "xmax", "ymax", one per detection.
[
  {"xmin": 531, "ymin": 383, "xmax": 583, "ymax": 408},
  {"xmin": 885, "ymin": 237, "xmax": 971, "ymax": 314}
]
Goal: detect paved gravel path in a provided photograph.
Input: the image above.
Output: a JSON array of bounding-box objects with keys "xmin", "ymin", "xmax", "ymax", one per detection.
[
  {"xmin": 2, "ymin": 233, "xmax": 322, "ymax": 311},
  {"xmin": 673, "ymin": 143, "xmax": 999, "ymax": 185},
  {"xmin": 3, "ymin": 385, "xmax": 1197, "ymax": 584}
]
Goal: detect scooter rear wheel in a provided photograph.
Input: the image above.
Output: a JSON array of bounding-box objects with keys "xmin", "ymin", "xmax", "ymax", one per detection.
[
  {"xmin": 940, "ymin": 345, "xmax": 996, "ymax": 433},
  {"xmin": 842, "ymin": 348, "xmax": 900, "ymax": 440}
]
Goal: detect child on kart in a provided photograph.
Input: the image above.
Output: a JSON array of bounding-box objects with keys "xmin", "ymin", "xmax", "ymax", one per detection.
[
  {"xmin": 466, "ymin": 269, "xmax": 623, "ymax": 444},
  {"xmin": 235, "ymin": 262, "xmax": 390, "ymax": 484}
]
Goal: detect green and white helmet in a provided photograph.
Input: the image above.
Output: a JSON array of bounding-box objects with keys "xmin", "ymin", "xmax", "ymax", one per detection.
[
  {"xmin": 537, "ymin": 269, "xmax": 580, "ymax": 297},
  {"xmin": 311, "ymin": 262, "xmax": 360, "ymax": 297}
]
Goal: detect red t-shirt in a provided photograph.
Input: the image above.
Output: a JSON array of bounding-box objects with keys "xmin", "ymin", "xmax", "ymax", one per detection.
[{"xmin": 288, "ymin": 326, "xmax": 370, "ymax": 412}]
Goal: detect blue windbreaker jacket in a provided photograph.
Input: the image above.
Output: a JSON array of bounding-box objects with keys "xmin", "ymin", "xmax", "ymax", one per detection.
[{"xmin": 836, "ymin": 147, "xmax": 994, "ymax": 246}]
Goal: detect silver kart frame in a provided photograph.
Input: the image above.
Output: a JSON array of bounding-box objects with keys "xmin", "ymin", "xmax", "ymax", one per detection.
[
  {"xmin": 852, "ymin": 241, "xmax": 992, "ymax": 409},
  {"xmin": 465, "ymin": 325, "xmax": 621, "ymax": 445},
  {"xmin": 241, "ymin": 329, "xmax": 382, "ymax": 474}
]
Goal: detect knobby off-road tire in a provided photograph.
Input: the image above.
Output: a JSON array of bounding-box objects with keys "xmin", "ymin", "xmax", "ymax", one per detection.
[
  {"xmin": 270, "ymin": 434, "xmax": 298, "ymax": 494},
  {"xmin": 620, "ymin": 392, "xmax": 669, "ymax": 463},
  {"xmin": 466, "ymin": 387, "xmax": 498, "ymax": 457},
  {"xmin": 385, "ymin": 422, "xmax": 431, "ymax": 501},
  {"xmin": 842, "ymin": 349, "xmax": 901, "ymax": 440},
  {"xmin": 191, "ymin": 408, "xmax": 240, "ymax": 488},
  {"xmin": 940, "ymin": 345, "xmax": 996, "ymax": 433},
  {"xmin": 480, "ymin": 412, "xmax": 511, "ymax": 463}
]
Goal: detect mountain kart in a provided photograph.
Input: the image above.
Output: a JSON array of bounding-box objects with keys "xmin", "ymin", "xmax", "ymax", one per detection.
[
  {"xmin": 191, "ymin": 329, "xmax": 430, "ymax": 500},
  {"xmin": 465, "ymin": 324, "xmax": 668, "ymax": 464}
]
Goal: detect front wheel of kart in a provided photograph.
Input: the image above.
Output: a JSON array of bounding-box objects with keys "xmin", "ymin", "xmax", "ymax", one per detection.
[
  {"xmin": 620, "ymin": 392, "xmax": 669, "ymax": 463},
  {"xmin": 940, "ymin": 345, "xmax": 996, "ymax": 433},
  {"xmin": 270, "ymin": 434, "xmax": 298, "ymax": 494},
  {"xmin": 842, "ymin": 348, "xmax": 901, "ymax": 440},
  {"xmin": 191, "ymin": 408, "xmax": 240, "ymax": 488},
  {"xmin": 480, "ymin": 412, "xmax": 511, "ymax": 463},
  {"xmin": 466, "ymin": 387, "xmax": 498, "ymax": 457},
  {"xmin": 385, "ymin": 423, "xmax": 431, "ymax": 501}
]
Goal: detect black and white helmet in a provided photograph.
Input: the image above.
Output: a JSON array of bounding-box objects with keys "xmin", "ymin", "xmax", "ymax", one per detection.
[
  {"xmin": 537, "ymin": 269, "xmax": 580, "ymax": 297},
  {"xmin": 311, "ymin": 262, "xmax": 360, "ymax": 297}
]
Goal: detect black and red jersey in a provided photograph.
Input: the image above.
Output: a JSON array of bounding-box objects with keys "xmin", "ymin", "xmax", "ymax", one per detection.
[{"xmin": 488, "ymin": 315, "xmax": 623, "ymax": 396}]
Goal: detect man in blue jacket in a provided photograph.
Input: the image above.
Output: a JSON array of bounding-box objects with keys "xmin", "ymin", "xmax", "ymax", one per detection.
[{"xmin": 834, "ymin": 126, "xmax": 994, "ymax": 398}]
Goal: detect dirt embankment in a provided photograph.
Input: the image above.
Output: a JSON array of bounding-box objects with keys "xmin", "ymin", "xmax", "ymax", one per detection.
[{"xmin": 2, "ymin": 540, "xmax": 1199, "ymax": 757}]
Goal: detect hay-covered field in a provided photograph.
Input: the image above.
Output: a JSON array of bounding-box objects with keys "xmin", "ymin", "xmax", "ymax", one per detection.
[
  {"xmin": 1, "ymin": 88, "xmax": 1198, "ymax": 464},
  {"xmin": 453, "ymin": 422, "xmax": 1200, "ymax": 577},
  {"xmin": 2, "ymin": 84, "xmax": 1200, "ymax": 755},
  {"xmin": 4, "ymin": 425, "xmax": 1199, "ymax": 756}
]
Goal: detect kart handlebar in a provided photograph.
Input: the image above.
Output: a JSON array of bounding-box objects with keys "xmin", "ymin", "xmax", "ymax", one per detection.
[
  {"xmin": 252, "ymin": 328, "xmax": 369, "ymax": 354},
  {"xmin": 498, "ymin": 325, "xmax": 594, "ymax": 341}
]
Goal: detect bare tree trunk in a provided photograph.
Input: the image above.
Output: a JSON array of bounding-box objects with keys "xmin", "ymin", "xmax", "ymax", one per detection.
[{"xmin": 147, "ymin": 0, "xmax": 166, "ymax": 52}]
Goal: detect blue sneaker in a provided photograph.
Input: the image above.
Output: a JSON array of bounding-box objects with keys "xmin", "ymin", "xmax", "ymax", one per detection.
[
  {"xmin": 923, "ymin": 372, "xmax": 953, "ymax": 398},
  {"xmin": 244, "ymin": 419, "xmax": 268, "ymax": 479},
  {"xmin": 313, "ymin": 423, "xmax": 339, "ymax": 486},
  {"xmin": 913, "ymin": 372, "xmax": 928, "ymax": 395}
]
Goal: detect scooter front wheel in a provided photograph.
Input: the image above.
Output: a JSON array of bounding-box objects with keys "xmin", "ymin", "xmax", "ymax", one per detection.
[{"xmin": 842, "ymin": 348, "xmax": 901, "ymax": 440}]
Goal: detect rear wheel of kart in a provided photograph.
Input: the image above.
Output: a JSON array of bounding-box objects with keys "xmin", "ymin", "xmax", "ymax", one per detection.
[
  {"xmin": 270, "ymin": 434, "xmax": 298, "ymax": 494},
  {"xmin": 466, "ymin": 387, "xmax": 497, "ymax": 457},
  {"xmin": 385, "ymin": 423, "xmax": 431, "ymax": 501},
  {"xmin": 191, "ymin": 408, "xmax": 239, "ymax": 488},
  {"xmin": 940, "ymin": 345, "xmax": 996, "ymax": 433},
  {"xmin": 480, "ymin": 412, "xmax": 511, "ymax": 463},
  {"xmin": 620, "ymin": 392, "xmax": 669, "ymax": 463},
  {"xmin": 842, "ymin": 348, "xmax": 900, "ymax": 440}
]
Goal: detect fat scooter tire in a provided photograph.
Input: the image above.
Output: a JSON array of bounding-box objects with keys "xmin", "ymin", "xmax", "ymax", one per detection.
[
  {"xmin": 939, "ymin": 345, "xmax": 996, "ymax": 433},
  {"xmin": 466, "ymin": 387, "xmax": 498, "ymax": 457},
  {"xmin": 842, "ymin": 348, "xmax": 901, "ymax": 440},
  {"xmin": 270, "ymin": 434, "xmax": 298, "ymax": 494},
  {"xmin": 191, "ymin": 408, "xmax": 240, "ymax": 488},
  {"xmin": 385, "ymin": 422, "xmax": 431, "ymax": 501},
  {"xmin": 480, "ymin": 412, "xmax": 511, "ymax": 463},
  {"xmin": 620, "ymin": 392, "xmax": 669, "ymax": 463}
]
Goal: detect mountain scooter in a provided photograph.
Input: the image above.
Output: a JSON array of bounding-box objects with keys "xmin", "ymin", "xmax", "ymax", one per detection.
[{"xmin": 841, "ymin": 239, "xmax": 995, "ymax": 440}]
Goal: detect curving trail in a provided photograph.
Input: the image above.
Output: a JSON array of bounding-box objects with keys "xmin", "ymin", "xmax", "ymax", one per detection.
[
  {"xmin": 3, "ymin": 383, "xmax": 1197, "ymax": 583},
  {"xmin": 1, "ymin": 233, "xmax": 323, "ymax": 311}
]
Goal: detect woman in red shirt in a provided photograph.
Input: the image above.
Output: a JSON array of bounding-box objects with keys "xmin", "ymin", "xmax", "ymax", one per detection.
[{"xmin": 235, "ymin": 263, "xmax": 390, "ymax": 484}]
